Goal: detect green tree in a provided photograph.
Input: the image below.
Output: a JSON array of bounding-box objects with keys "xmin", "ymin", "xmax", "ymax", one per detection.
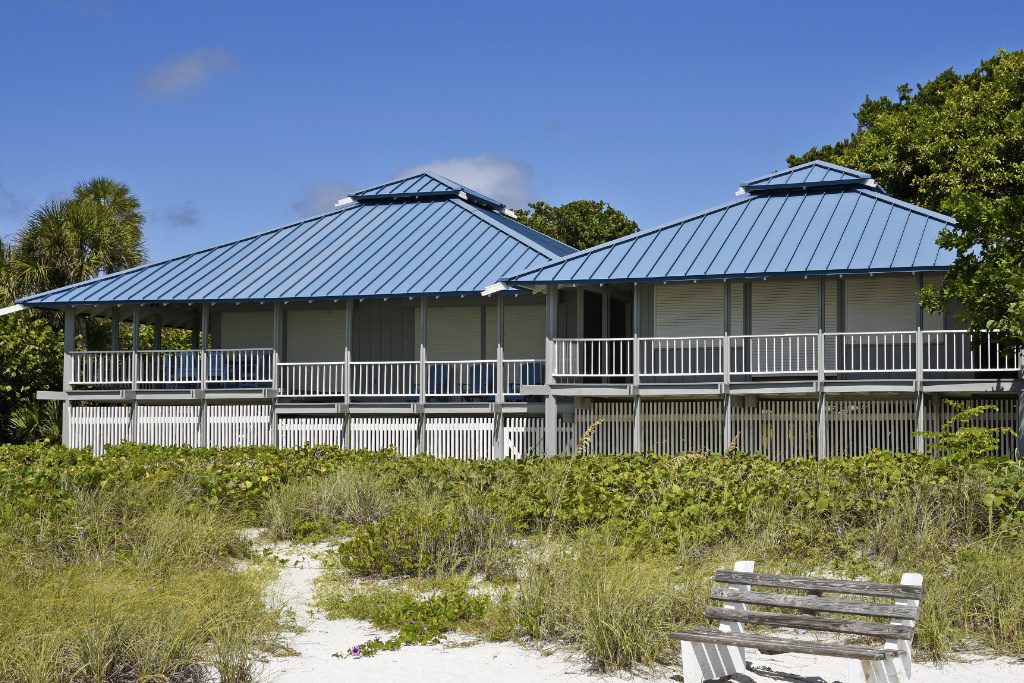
[
  {"xmin": 0, "ymin": 314, "xmax": 62, "ymax": 442},
  {"xmin": 515, "ymin": 199, "xmax": 638, "ymax": 250},
  {"xmin": 789, "ymin": 49, "xmax": 1024, "ymax": 346},
  {"xmin": 13, "ymin": 177, "xmax": 146, "ymax": 295}
]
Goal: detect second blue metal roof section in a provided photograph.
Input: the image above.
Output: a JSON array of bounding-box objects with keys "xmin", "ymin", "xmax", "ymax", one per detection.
[{"xmin": 508, "ymin": 162, "xmax": 955, "ymax": 286}]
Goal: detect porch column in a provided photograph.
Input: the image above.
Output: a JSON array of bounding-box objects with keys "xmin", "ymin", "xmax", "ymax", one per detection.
[
  {"xmin": 1017, "ymin": 390, "xmax": 1024, "ymax": 461},
  {"xmin": 417, "ymin": 297, "xmax": 427, "ymax": 452},
  {"xmin": 493, "ymin": 296, "xmax": 506, "ymax": 459},
  {"xmin": 131, "ymin": 306, "xmax": 140, "ymax": 392},
  {"xmin": 111, "ymin": 306, "xmax": 120, "ymax": 350},
  {"xmin": 271, "ymin": 302, "xmax": 283, "ymax": 448},
  {"xmin": 130, "ymin": 306, "xmax": 140, "ymax": 442},
  {"xmin": 723, "ymin": 280, "xmax": 733, "ymax": 451},
  {"xmin": 544, "ymin": 285, "xmax": 558, "ymax": 456},
  {"xmin": 61, "ymin": 308, "xmax": 76, "ymax": 446},
  {"xmin": 153, "ymin": 311, "xmax": 162, "ymax": 350},
  {"xmin": 914, "ymin": 273, "xmax": 926, "ymax": 453},
  {"xmin": 816, "ymin": 277, "xmax": 826, "ymax": 460},
  {"xmin": 343, "ymin": 299, "xmax": 353, "ymax": 449},
  {"xmin": 199, "ymin": 303, "xmax": 210, "ymax": 448},
  {"xmin": 632, "ymin": 284, "xmax": 642, "ymax": 452}
]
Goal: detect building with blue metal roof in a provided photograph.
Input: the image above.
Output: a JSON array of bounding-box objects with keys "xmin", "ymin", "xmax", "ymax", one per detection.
[
  {"xmin": 506, "ymin": 160, "xmax": 955, "ymax": 287},
  {"xmin": 18, "ymin": 173, "xmax": 573, "ymax": 307},
  {"xmin": 10, "ymin": 161, "xmax": 1021, "ymax": 461}
]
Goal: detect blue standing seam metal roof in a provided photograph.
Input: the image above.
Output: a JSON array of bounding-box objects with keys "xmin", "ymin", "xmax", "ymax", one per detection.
[
  {"xmin": 351, "ymin": 171, "xmax": 506, "ymax": 210},
  {"xmin": 741, "ymin": 160, "xmax": 878, "ymax": 193},
  {"xmin": 17, "ymin": 175, "xmax": 575, "ymax": 307},
  {"xmin": 508, "ymin": 163, "xmax": 955, "ymax": 286}
]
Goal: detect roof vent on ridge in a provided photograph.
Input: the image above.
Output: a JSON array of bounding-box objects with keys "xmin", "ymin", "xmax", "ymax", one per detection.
[
  {"xmin": 350, "ymin": 171, "xmax": 506, "ymax": 211},
  {"xmin": 738, "ymin": 160, "xmax": 882, "ymax": 195}
]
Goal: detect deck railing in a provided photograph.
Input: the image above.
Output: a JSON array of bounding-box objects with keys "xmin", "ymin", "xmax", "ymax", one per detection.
[
  {"xmin": 502, "ymin": 359, "xmax": 546, "ymax": 396},
  {"xmin": 349, "ymin": 361, "xmax": 420, "ymax": 397},
  {"xmin": 205, "ymin": 348, "xmax": 274, "ymax": 386},
  {"xmin": 730, "ymin": 333, "xmax": 819, "ymax": 375},
  {"xmin": 65, "ymin": 330, "xmax": 1021, "ymax": 393},
  {"xmin": 71, "ymin": 351, "xmax": 133, "ymax": 386},
  {"xmin": 278, "ymin": 361, "xmax": 345, "ymax": 397},
  {"xmin": 552, "ymin": 330, "xmax": 1020, "ymax": 381},
  {"xmin": 136, "ymin": 350, "xmax": 202, "ymax": 386},
  {"xmin": 639, "ymin": 337, "xmax": 723, "ymax": 377}
]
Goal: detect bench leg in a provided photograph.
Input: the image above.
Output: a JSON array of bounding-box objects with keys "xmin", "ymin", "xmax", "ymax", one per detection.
[
  {"xmin": 680, "ymin": 640, "xmax": 745, "ymax": 682},
  {"xmin": 852, "ymin": 657, "xmax": 911, "ymax": 683}
]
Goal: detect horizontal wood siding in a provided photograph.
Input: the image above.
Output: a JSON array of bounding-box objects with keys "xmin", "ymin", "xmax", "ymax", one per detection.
[
  {"xmin": 219, "ymin": 311, "xmax": 273, "ymax": 349},
  {"xmin": 655, "ymin": 282, "xmax": 725, "ymax": 337},
  {"xmin": 286, "ymin": 309, "xmax": 345, "ymax": 362}
]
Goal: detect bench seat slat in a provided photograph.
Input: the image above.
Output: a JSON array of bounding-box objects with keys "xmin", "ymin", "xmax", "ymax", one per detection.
[
  {"xmin": 704, "ymin": 606, "xmax": 914, "ymax": 639},
  {"xmin": 714, "ymin": 570, "xmax": 924, "ymax": 600},
  {"xmin": 669, "ymin": 628, "xmax": 898, "ymax": 661},
  {"xmin": 710, "ymin": 588, "xmax": 918, "ymax": 620}
]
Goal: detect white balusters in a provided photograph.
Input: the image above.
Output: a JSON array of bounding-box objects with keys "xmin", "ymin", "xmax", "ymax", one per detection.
[
  {"xmin": 349, "ymin": 361, "xmax": 420, "ymax": 397},
  {"xmin": 278, "ymin": 362, "xmax": 345, "ymax": 397}
]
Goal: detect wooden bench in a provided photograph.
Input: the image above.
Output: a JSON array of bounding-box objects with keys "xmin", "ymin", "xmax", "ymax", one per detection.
[{"xmin": 669, "ymin": 561, "xmax": 923, "ymax": 683}]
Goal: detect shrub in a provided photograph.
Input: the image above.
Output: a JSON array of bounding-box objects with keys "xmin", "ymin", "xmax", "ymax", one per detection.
[
  {"xmin": 499, "ymin": 531, "xmax": 681, "ymax": 671},
  {"xmin": 318, "ymin": 584, "xmax": 488, "ymax": 657},
  {"xmin": 337, "ymin": 488, "xmax": 516, "ymax": 579},
  {"xmin": 264, "ymin": 467, "xmax": 394, "ymax": 541}
]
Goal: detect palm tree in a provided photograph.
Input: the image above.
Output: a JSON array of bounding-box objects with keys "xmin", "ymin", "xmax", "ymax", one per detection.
[{"xmin": 13, "ymin": 177, "xmax": 146, "ymax": 294}]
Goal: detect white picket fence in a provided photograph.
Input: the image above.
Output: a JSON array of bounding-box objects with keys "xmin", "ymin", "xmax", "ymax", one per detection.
[
  {"xmin": 643, "ymin": 399, "xmax": 725, "ymax": 454},
  {"xmin": 64, "ymin": 397, "xmax": 1019, "ymax": 459}
]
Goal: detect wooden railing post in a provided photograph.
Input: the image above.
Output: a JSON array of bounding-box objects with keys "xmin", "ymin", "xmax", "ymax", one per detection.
[
  {"xmin": 62, "ymin": 308, "xmax": 76, "ymax": 446},
  {"xmin": 344, "ymin": 299, "xmax": 353, "ymax": 404},
  {"xmin": 544, "ymin": 285, "xmax": 558, "ymax": 456}
]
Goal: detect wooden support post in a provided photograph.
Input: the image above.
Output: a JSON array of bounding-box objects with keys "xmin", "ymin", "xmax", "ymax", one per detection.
[
  {"xmin": 111, "ymin": 306, "xmax": 120, "ymax": 350},
  {"xmin": 494, "ymin": 296, "xmax": 506, "ymax": 459},
  {"xmin": 1017, "ymin": 390, "xmax": 1024, "ymax": 461},
  {"xmin": 575, "ymin": 287, "xmax": 584, "ymax": 337},
  {"xmin": 601, "ymin": 291, "xmax": 610, "ymax": 338},
  {"xmin": 633, "ymin": 394, "xmax": 642, "ymax": 453},
  {"xmin": 632, "ymin": 284, "xmax": 641, "ymax": 452},
  {"xmin": 723, "ymin": 281, "xmax": 732, "ymax": 450},
  {"xmin": 153, "ymin": 311, "xmax": 162, "ymax": 351},
  {"xmin": 61, "ymin": 308, "xmax": 76, "ymax": 446},
  {"xmin": 131, "ymin": 306, "xmax": 140, "ymax": 392},
  {"xmin": 914, "ymin": 390, "xmax": 926, "ymax": 454},
  {"xmin": 417, "ymin": 297, "xmax": 427, "ymax": 452},
  {"xmin": 344, "ymin": 299, "xmax": 353, "ymax": 406},
  {"xmin": 817, "ymin": 390, "xmax": 827, "ymax": 460},
  {"xmin": 271, "ymin": 302, "xmax": 283, "ymax": 448},
  {"xmin": 130, "ymin": 306, "xmax": 140, "ymax": 442},
  {"xmin": 816, "ymin": 278, "xmax": 826, "ymax": 460},
  {"xmin": 544, "ymin": 285, "xmax": 558, "ymax": 455},
  {"xmin": 199, "ymin": 304, "xmax": 210, "ymax": 448}
]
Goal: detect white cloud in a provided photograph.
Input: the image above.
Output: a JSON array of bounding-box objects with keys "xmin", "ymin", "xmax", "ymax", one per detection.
[
  {"xmin": 141, "ymin": 48, "xmax": 234, "ymax": 96},
  {"xmin": 0, "ymin": 181, "xmax": 25, "ymax": 216},
  {"xmin": 164, "ymin": 202, "xmax": 199, "ymax": 227},
  {"xmin": 292, "ymin": 181, "xmax": 358, "ymax": 215},
  {"xmin": 395, "ymin": 154, "xmax": 533, "ymax": 208}
]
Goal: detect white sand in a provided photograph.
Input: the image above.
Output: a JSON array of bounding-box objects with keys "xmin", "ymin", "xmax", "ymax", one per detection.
[{"xmin": 260, "ymin": 541, "xmax": 1024, "ymax": 683}]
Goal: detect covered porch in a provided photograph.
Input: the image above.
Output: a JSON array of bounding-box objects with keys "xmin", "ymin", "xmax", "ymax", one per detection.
[{"xmin": 61, "ymin": 294, "xmax": 547, "ymax": 402}]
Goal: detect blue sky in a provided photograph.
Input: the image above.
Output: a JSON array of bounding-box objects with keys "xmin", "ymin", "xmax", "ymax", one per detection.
[{"xmin": 1, "ymin": 1, "xmax": 1021, "ymax": 261}]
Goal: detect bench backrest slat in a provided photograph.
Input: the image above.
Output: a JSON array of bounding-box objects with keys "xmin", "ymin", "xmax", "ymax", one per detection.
[
  {"xmin": 710, "ymin": 588, "xmax": 919, "ymax": 620},
  {"xmin": 703, "ymin": 606, "xmax": 915, "ymax": 640},
  {"xmin": 713, "ymin": 570, "xmax": 924, "ymax": 600}
]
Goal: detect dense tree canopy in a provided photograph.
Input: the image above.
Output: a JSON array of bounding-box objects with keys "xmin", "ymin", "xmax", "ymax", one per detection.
[
  {"xmin": 14, "ymin": 177, "xmax": 146, "ymax": 295},
  {"xmin": 515, "ymin": 199, "xmax": 638, "ymax": 250},
  {"xmin": 1, "ymin": 177, "xmax": 148, "ymax": 442},
  {"xmin": 790, "ymin": 49, "xmax": 1024, "ymax": 345}
]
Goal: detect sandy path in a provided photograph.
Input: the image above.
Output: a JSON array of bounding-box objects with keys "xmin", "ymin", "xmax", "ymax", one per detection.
[{"xmin": 260, "ymin": 541, "xmax": 1024, "ymax": 683}]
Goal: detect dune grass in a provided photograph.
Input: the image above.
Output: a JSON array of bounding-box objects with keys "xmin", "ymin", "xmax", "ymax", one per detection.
[{"xmin": 0, "ymin": 479, "xmax": 285, "ymax": 683}]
